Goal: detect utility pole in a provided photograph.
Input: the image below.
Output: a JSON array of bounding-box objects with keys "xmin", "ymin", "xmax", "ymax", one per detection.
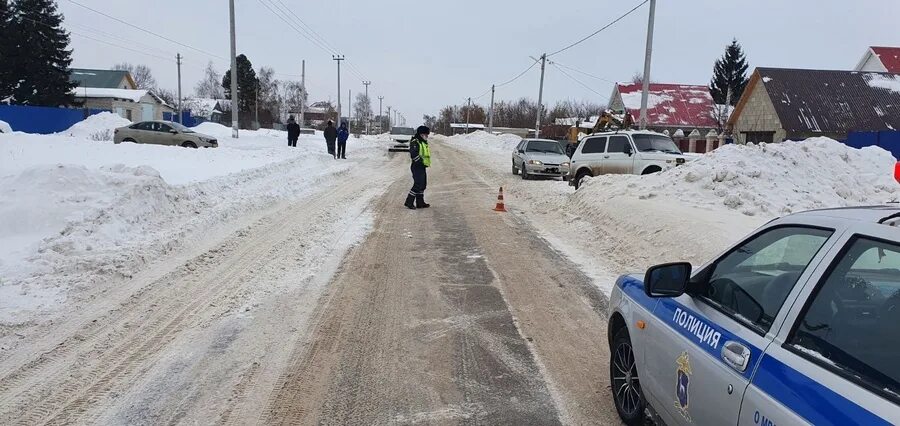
[
  {"xmin": 362, "ymin": 80, "xmax": 371, "ymax": 135},
  {"xmin": 465, "ymin": 97, "xmax": 471, "ymax": 134},
  {"xmin": 639, "ymin": 0, "xmax": 657, "ymax": 130},
  {"xmin": 176, "ymin": 53, "xmax": 182, "ymax": 124},
  {"xmin": 378, "ymin": 96, "xmax": 384, "ymax": 133},
  {"xmin": 332, "ymin": 55, "xmax": 344, "ymax": 125},
  {"xmin": 254, "ymin": 87, "xmax": 259, "ymax": 130},
  {"xmin": 535, "ymin": 53, "xmax": 547, "ymax": 138},
  {"xmin": 488, "ymin": 84, "xmax": 495, "ymax": 134},
  {"xmin": 348, "ymin": 89, "xmax": 352, "ymax": 132},
  {"xmin": 300, "ymin": 59, "xmax": 306, "ymax": 127},
  {"xmin": 387, "ymin": 106, "xmax": 391, "ymax": 130},
  {"xmin": 228, "ymin": 0, "xmax": 239, "ymax": 138}
]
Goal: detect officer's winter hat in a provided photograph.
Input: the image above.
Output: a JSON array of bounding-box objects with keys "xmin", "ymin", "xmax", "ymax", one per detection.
[{"xmin": 416, "ymin": 126, "xmax": 430, "ymax": 135}]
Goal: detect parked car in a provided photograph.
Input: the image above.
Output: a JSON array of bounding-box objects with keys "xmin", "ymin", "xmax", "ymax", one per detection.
[
  {"xmin": 114, "ymin": 121, "xmax": 218, "ymax": 148},
  {"xmin": 568, "ymin": 131, "xmax": 693, "ymax": 189},
  {"xmin": 511, "ymin": 138, "xmax": 571, "ymax": 180},
  {"xmin": 607, "ymin": 206, "xmax": 900, "ymax": 426}
]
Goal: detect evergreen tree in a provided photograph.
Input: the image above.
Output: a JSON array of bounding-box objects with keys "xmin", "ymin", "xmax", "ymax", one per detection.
[
  {"xmin": 222, "ymin": 54, "xmax": 258, "ymax": 113},
  {"xmin": 12, "ymin": 0, "xmax": 76, "ymax": 106},
  {"xmin": 709, "ymin": 39, "xmax": 750, "ymax": 106},
  {"xmin": 0, "ymin": 0, "xmax": 15, "ymax": 101}
]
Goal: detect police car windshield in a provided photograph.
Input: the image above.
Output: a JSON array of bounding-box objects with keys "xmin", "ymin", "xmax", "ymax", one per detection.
[
  {"xmin": 392, "ymin": 127, "xmax": 415, "ymax": 135},
  {"xmin": 632, "ymin": 134, "xmax": 680, "ymax": 154}
]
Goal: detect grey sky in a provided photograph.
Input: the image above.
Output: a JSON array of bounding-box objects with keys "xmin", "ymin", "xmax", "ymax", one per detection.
[{"xmin": 59, "ymin": 0, "xmax": 900, "ymax": 125}]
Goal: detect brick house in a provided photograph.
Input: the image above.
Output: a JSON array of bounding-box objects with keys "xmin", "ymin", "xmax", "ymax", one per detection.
[{"xmin": 728, "ymin": 68, "xmax": 900, "ymax": 144}]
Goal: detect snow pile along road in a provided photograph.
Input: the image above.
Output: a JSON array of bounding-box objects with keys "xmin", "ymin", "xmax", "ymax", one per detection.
[
  {"xmin": 0, "ymin": 121, "xmax": 385, "ymax": 323},
  {"xmin": 579, "ymin": 137, "xmax": 900, "ymax": 216},
  {"xmin": 59, "ymin": 111, "xmax": 132, "ymax": 140},
  {"xmin": 0, "ymin": 119, "xmax": 12, "ymax": 134}
]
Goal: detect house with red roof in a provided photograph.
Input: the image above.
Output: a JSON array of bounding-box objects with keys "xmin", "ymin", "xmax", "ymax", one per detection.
[
  {"xmin": 608, "ymin": 83, "xmax": 720, "ymax": 152},
  {"xmin": 855, "ymin": 46, "xmax": 900, "ymax": 73}
]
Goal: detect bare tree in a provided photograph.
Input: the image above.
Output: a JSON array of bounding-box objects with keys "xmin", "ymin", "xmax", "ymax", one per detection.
[
  {"xmin": 155, "ymin": 88, "xmax": 175, "ymax": 105},
  {"xmin": 280, "ymin": 81, "xmax": 305, "ymax": 115},
  {"xmin": 112, "ymin": 63, "xmax": 156, "ymax": 90},
  {"xmin": 193, "ymin": 61, "xmax": 223, "ymax": 99},
  {"xmin": 352, "ymin": 92, "xmax": 371, "ymax": 129},
  {"xmin": 256, "ymin": 66, "xmax": 280, "ymax": 120}
]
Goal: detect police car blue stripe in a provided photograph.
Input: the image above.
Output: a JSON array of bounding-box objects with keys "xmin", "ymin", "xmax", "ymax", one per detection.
[
  {"xmin": 753, "ymin": 354, "xmax": 890, "ymax": 426},
  {"xmin": 617, "ymin": 275, "xmax": 890, "ymax": 425}
]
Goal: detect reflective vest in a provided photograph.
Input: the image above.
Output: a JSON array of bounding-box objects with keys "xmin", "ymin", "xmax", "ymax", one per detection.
[{"xmin": 417, "ymin": 139, "xmax": 431, "ymax": 167}]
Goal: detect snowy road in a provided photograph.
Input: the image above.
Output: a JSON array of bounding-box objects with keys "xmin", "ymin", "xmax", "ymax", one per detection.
[{"xmin": 0, "ymin": 140, "xmax": 623, "ymax": 425}]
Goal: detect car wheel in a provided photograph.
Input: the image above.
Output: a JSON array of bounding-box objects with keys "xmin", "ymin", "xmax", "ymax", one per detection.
[
  {"xmin": 610, "ymin": 327, "xmax": 645, "ymax": 425},
  {"xmin": 182, "ymin": 141, "xmax": 198, "ymax": 148},
  {"xmin": 122, "ymin": 138, "xmax": 136, "ymax": 144},
  {"xmin": 574, "ymin": 170, "xmax": 592, "ymax": 190},
  {"xmin": 512, "ymin": 161, "xmax": 519, "ymax": 175},
  {"xmin": 642, "ymin": 166, "xmax": 662, "ymax": 175},
  {"xmin": 521, "ymin": 166, "xmax": 529, "ymax": 180}
]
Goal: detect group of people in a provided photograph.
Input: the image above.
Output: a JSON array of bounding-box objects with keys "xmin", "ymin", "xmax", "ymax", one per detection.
[
  {"xmin": 285, "ymin": 117, "xmax": 350, "ymax": 160},
  {"xmin": 285, "ymin": 116, "xmax": 433, "ymax": 210}
]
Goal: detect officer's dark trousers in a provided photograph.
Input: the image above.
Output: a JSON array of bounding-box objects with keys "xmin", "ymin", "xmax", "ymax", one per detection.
[
  {"xmin": 406, "ymin": 164, "xmax": 427, "ymax": 206},
  {"xmin": 337, "ymin": 141, "xmax": 347, "ymax": 158}
]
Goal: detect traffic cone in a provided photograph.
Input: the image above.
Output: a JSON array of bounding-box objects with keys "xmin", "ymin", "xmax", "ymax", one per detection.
[
  {"xmin": 493, "ymin": 187, "xmax": 507, "ymax": 212},
  {"xmin": 895, "ymin": 161, "xmax": 900, "ymax": 183}
]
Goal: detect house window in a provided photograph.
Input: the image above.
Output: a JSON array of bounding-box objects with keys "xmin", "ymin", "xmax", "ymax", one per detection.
[
  {"xmin": 742, "ymin": 131, "xmax": 775, "ymax": 143},
  {"xmin": 125, "ymin": 109, "xmax": 133, "ymax": 121}
]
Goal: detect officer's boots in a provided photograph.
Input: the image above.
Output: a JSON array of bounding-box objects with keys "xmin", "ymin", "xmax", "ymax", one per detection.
[
  {"xmin": 404, "ymin": 194, "xmax": 416, "ymax": 210},
  {"xmin": 416, "ymin": 195, "xmax": 430, "ymax": 209}
]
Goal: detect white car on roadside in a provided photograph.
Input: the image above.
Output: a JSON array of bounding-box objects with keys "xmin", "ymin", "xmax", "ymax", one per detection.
[
  {"xmin": 569, "ymin": 130, "xmax": 694, "ymax": 189},
  {"xmin": 607, "ymin": 206, "xmax": 900, "ymax": 426},
  {"xmin": 512, "ymin": 138, "xmax": 571, "ymax": 180}
]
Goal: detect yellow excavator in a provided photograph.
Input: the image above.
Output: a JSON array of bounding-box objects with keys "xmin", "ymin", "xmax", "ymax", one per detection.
[{"xmin": 559, "ymin": 109, "xmax": 635, "ymax": 155}]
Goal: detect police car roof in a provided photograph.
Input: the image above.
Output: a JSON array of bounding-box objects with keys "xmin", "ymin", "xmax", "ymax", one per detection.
[{"xmin": 784, "ymin": 205, "xmax": 900, "ymax": 224}]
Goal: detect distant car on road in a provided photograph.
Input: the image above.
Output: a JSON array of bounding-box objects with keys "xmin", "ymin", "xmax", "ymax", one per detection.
[
  {"xmin": 568, "ymin": 130, "xmax": 693, "ymax": 189},
  {"xmin": 390, "ymin": 126, "xmax": 415, "ymax": 143},
  {"xmin": 607, "ymin": 206, "xmax": 900, "ymax": 426},
  {"xmin": 114, "ymin": 121, "xmax": 218, "ymax": 148},
  {"xmin": 511, "ymin": 139, "xmax": 571, "ymax": 180}
]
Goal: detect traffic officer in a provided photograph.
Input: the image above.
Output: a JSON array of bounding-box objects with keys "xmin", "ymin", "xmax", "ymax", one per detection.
[{"xmin": 404, "ymin": 126, "xmax": 431, "ymax": 209}]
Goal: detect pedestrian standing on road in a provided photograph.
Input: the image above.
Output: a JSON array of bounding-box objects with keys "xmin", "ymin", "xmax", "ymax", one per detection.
[
  {"xmin": 286, "ymin": 115, "xmax": 300, "ymax": 147},
  {"xmin": 324, "ymin": 120, "xmax": 338, "ymax": 158},
  {"xmin": 404, "ymin": 126, "xmax": 431, "ymax": 210},
  {"xmin": 337, "ymin": 122, "xmax": 349, "ymax": 159}
]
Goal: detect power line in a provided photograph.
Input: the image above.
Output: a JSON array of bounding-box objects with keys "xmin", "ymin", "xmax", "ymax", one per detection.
[
  {"xmin": 547, "ymin": 0, "xmax": 648, "ymax": 57},
  {"xmin": 496, "ymin": 58, "xmax": 540, "ymax": 88},
  {"xmin": 64, "ymin": 0, "xmax": 227, "ymax": 61},
  {"xmin": 551, "ymin": 60, "xmax": 618, "ymax": 85},
  {"xmin": 550, "ymin": 62, "xmax": 608, "ymax": 98},
  {"xmin": 272, "ymin": 0, "xmax": 340, "ymax": 55},
  {"xmin": 257, "ymin": 0, "xmax": 336, "ymax": 55}
]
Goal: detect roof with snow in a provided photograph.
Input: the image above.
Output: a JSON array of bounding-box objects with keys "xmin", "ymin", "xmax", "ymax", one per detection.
[
  {"xmin": 73, "ymin": 87, "xmax": 148, "ymax": 102},
  {"xmin": 450, "ymin": 123, "xmax": 485, "ymax": 129},
  {"xmin": 69, "ymin": 68, "xmax": 136, "ymax": 89},
  {"xmin": 610, "ymin": 83, "xmax": 717, "ymax": 129},
  {"xmin": 856, "ymin": 46, "xmax": 900, "ymax": 73},
  {"xmin": 731, "ymin": 68, "xmax": 900, "ymax": 133}
]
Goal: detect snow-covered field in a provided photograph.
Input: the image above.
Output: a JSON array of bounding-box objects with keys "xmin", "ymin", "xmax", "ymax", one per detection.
[
  {"xmin": 0, "ymin": 114, "xmax": 388, "ymax": 323},
  {"xmin": 441, "ymin": 131, "xmax": 900, "ymax": 294}
]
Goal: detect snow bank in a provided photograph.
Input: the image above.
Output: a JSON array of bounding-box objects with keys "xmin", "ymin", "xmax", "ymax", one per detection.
[
  {"xmin": 579, "ymin": 138, "xmax": 899, "ymax": 216},
  {"xmin": 60, "ymin": 112, "xmax": 131, "ymax": 140},
  {"xmin": 0, "ymin": 119, "xmax": 11, "ymax": 134},
  {"xmin": 0, "ymin": 118, "xmax": 385, "ymax": 323},
  {"xmin": 444, "ymin": 130, "xmax": 522, "ymax": 156}
]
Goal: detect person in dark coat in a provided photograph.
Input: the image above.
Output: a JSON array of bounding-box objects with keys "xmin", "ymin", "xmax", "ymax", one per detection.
[
  {"xmin": 286, "ymin": 116, "xmax": 300, "ymax": 147},
  {"xmin": 405, "ymin": 126, "xmax": 431, "ymax": 210},
  {"xmin": 336, "ymin": 122, "xmax": 349, "ymax": 159},
  {"xmin": 323, "ymin": 120, "xmax": 337, "ymax": 158}
]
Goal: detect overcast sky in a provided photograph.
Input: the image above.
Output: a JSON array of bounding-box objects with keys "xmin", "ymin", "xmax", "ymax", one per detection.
[{"xmin": 59, "ymin": 0, "xmax": 900, "ymax": 124}]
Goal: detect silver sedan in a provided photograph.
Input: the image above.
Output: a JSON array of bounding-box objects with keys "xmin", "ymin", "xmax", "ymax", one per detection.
[
  {"xmin": 512, "ymin": 139, "xmax": 571, "ymax": 180},
  {"xmin": 114, "ymin": 121, "xmax": 218, "ymax": 148}
]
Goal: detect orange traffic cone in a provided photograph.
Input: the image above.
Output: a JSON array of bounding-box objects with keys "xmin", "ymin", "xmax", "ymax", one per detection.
[
  {"xmin": 895, "ymin": 161, "xmax": 900, "ymax": 183},
  {"xmin": 493, "ymin": 187, "xmax": 507, "ymax": 212}
]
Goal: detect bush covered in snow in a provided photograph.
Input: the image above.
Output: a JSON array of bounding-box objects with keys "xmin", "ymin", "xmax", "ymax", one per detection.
[
  {"xmin": 61, "ymin": 112, "xmax": 131, "ymax": 140},
  {"xmin": 0, "ymin": 120, "xmax": 12, "ymax": 134},
  {"xmin": 579, "ymin": 137, "xmax": 900, "ymax": 216}
]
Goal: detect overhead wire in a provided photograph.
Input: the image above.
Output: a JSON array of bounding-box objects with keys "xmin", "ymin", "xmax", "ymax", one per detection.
[
  {"xmin": 550, "ymin": 62, "xmax": 608, "ymax": 98},
  {"xmin": 551, "ymin": 60, "xmax": 618, "ymax": 85},
  {"xmin": 257, "ymin": 0, "xmax": 336, "ymax": 56},
  {"xmin": 64, "ymin": 0, "xmax": 227, "ymax": 61},
  {"xmin": 546, "ymin": 0, "xmax": 649, "ymax": 57}
]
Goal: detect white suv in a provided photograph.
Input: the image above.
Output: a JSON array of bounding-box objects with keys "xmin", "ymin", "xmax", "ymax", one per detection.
[{"xmin": 568, "ymin": 130, "xmax": 693, "ymax": 189}]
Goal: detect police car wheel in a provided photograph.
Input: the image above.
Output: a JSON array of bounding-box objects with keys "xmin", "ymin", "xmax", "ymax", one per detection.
[
  {"xmin": 512, "ymin": 161, "xmax": 519, "ymax": 175},
  {"xmin": 610, "ymin": 328, "xmax": 645, "ymax": 425}
]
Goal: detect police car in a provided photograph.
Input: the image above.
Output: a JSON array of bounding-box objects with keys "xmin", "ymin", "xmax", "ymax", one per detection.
[{"xmin": 608, "ymin": 206, "xmax": 900, "ymax": 425}]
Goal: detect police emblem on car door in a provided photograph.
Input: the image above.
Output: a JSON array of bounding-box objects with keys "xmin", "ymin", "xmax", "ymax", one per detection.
[{"xmin": 675, "ymin": 351, "xmax": 692, "ymax": 421}]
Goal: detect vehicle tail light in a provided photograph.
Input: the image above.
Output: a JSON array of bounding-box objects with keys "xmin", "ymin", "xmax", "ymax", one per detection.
[{"xmin": 895, "ymin": 162, "xmax": 900, "ymax": 183}]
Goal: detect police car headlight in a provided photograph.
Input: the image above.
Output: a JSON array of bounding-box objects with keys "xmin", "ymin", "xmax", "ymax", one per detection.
[
  {"xmin": 528, "ymin": 160, "xmax": 543, "ymax": 165},
  {"xmin": 561, "ymin": 162, "xmax": 570, "ymax": 168}
]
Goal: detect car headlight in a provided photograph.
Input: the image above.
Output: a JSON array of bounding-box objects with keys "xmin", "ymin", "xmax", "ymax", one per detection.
[
  {"xmin": 561, "ymin": 162, "xmax": 570, "ymax": 167},
  {"xmin": 528, "ymin": 160, "xmax": 543, "ymax": 165}
]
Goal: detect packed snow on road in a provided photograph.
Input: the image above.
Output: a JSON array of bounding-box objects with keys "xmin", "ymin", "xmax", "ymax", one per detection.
[
  {"xmin": 441, "ymin": 131, "xmax": 899, "ymax": 293},
  {"xmin": 0, "ymin": 115, "xmax": 388, "ymax": 324}
]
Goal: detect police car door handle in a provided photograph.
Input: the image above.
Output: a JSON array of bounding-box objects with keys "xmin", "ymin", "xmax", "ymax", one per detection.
[{"xmin": 721, "ymin": 341, "xmax": 751, "ymax": 373}]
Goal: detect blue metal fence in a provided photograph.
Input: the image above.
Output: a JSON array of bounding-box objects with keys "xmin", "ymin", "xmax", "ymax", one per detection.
[
  {"xmin": 161, "ymin": 110, "xmax": 200, "ymax": 127},
  {"xmin": 845, "ymin": 131, "xmax": 900, "ymax": 159},
  {"xmin": 0, "ymin": 105, "xmax": 109, "ymax": 134}
]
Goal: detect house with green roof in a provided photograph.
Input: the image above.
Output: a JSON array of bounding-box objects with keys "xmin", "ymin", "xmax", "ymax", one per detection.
[
  {"xmin": 69, "ymin": 68, "xmax": 137, "ymax": 90},
  {"xmin": 69, "ymin": 68, "xmax": 172, "ymax": 121}
]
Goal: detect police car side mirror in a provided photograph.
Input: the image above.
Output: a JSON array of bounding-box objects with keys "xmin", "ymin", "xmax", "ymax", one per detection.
[{"xmin": 644, "ymin": 262, "xmax": 692, "ymax": 298}]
